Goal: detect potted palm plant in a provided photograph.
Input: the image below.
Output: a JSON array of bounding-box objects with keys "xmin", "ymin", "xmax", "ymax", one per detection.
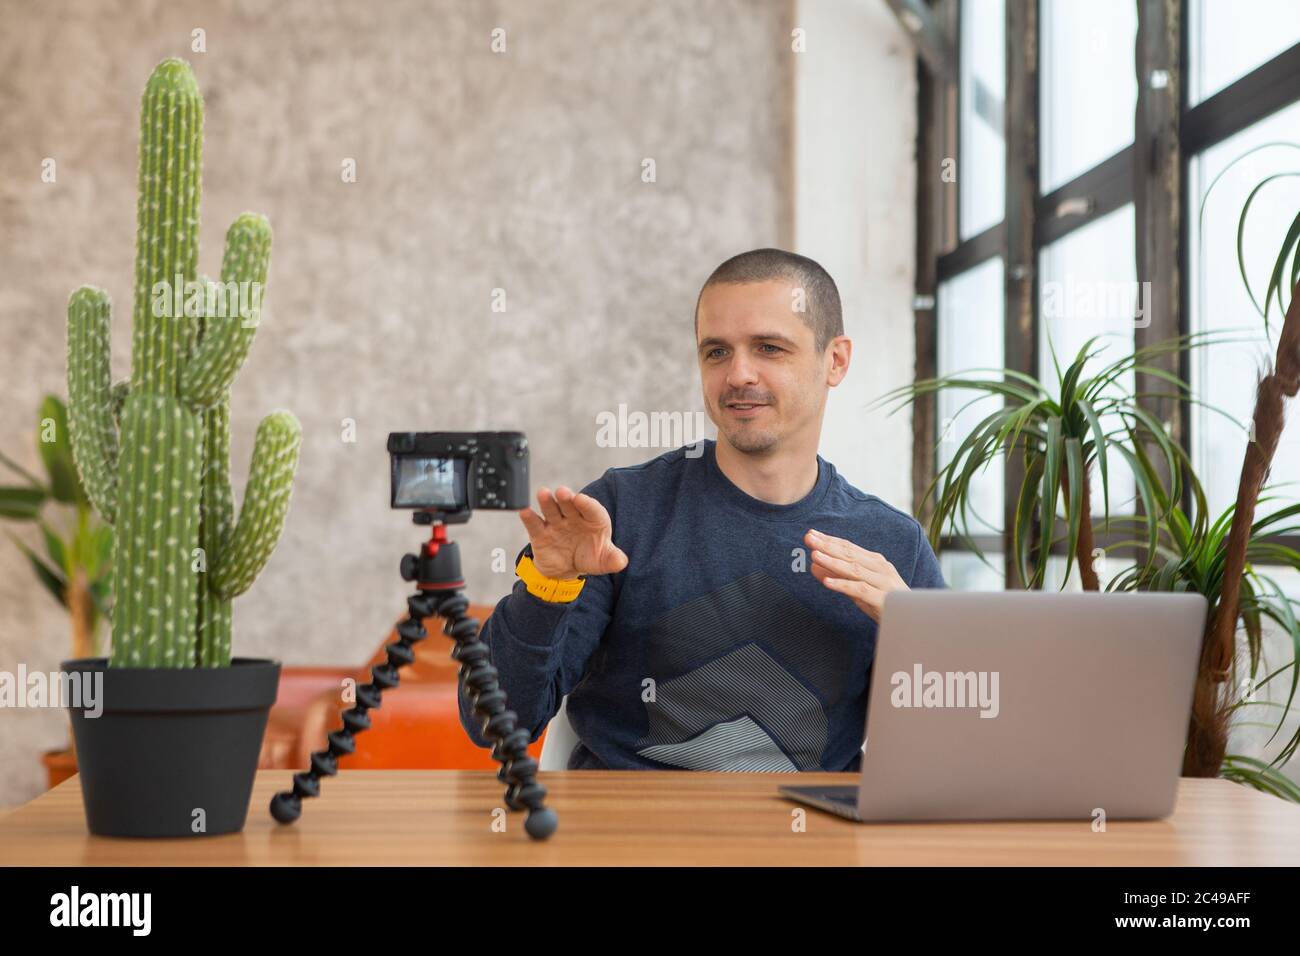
[
  {"xmin": 874, "ymin": 330, "xmax": 1228, "ymax": 590},
  {"xmin": 60, "ymin": 58, "xmax": 302, "ymax": 837},
  {"xmin": 1, "ymin": 394, "xmax": 113, "ymax": 786}
]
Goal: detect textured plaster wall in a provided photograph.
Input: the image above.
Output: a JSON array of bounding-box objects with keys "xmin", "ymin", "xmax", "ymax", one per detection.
[{"xmin": 0, "ymin": 0, "xmax": 919, "ymax": 809}]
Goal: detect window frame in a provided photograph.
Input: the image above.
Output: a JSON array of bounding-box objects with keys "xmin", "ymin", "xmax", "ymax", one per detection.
[{"xmin": 912, "ymin": 0, "xmax": 1300, "ymax": 587}]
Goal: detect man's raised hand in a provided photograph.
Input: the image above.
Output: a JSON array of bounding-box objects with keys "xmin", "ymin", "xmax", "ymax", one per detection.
[{"xmin": 518, "ymin": 485, "xmax": 628, "ymax": 580}]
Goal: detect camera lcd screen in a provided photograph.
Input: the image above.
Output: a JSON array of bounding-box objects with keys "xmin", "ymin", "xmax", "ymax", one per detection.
[{"xmin": 393, "ymin": 455, "xmax": 467, "ymax": 509}]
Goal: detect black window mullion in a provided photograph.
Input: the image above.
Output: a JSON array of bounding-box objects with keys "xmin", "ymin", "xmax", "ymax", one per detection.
[
  {"xmin": 1183, "ymin": 40, "xmax": 1300, "ymax": 155},
  {"xmin": 953, "ymin": 0, "xmax": 963, "ymax": 244},
  {"xmin": 936, "ymin": 221, "xmax": 1003, "ymax": 280},
  {"xmin": 1035, "ymin": 146, "xmax": 1134, "ymax": 246},
  {"xmin": 1134, "ymin": 0, "xmax": 1184, "ymax": 518},
  {"xmin": 914, "ymin": 55, "xmax": 941, "ymax": 534},
  {"xmin": 1001, "ymin": 0, "xmax": 1039, "ymax": 589},
  {"xmin": 1177, "ymin": 0, "xmax": 1193, "ymax": 522}
]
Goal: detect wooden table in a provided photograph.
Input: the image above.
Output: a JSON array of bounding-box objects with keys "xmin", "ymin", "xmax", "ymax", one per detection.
[{"xmin": 2, "ymin": 770, "xmax": 1298, "ymax": 865}]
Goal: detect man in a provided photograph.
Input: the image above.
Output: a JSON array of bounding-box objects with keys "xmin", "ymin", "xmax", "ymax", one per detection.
[{"xmin": 459, "ymin": 248, "xmax": 946, "ymax": 771}]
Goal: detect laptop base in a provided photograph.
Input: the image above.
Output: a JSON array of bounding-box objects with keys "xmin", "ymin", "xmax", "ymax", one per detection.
[{"xmin": 779, "ymin": 785, "xmax": 862, "ymax": 822}]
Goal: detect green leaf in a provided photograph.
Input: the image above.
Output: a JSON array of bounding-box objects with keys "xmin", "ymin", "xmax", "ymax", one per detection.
[
  {"xmin": 89, "ymin": 521, "xmax": 114, "ymax": 579},
  {"xmin": 1112, "ymin": 443, "xmax": 1160, "ymax": 574},
  {"xmin": 1063, "ymin": 437, "xmax": 1085, "ymax": 587},
  {"xmin": 1238, "ymin": 576, "xmax": 1262, "ymax": 678},
  {"xmin": 1221, "ymin": 754, "xmax": 1300, "ymax": 803},
  {"xmin": 1060, "ymin": 337, "xmax": 1101, "ymax": 414},
  {"xmin": 1044, "ymin": 330, "xmax": 1064, "ymax": 389},
  {"xmin": 0, "ymin": 486, "xmax": 47, "ymax": 520},
  {"xmin": 1014, "ymin": 456, "xmax": 1046, "ymax": 588},
  {"xmin": 36, "ymin": 395, "xmax": 83, "ymax": 505},
  {"xmin": 1235, "ymin": 170, "xmax": 1300, "ymax": 325},
  {"xmin": 1253, "ymin": 573, "xmax": 1299, "ymax": 748},
  {"xmin": 1265, "ymin": 210, "xmax": 1300, "ymax": 324},
  {"xmin": 1198, "ymin": 145, "xmax": 1300, "ymax": 324},
  {"xmin": 1133, "ymin": 421, "xmax": 1175, "ymax": 520},
  {"xmin": 1252, "ymin": 500, "xmax": 1300, "ymax": 536},
  {"xmin": 37, "ymin": 520, "xmax": 69, "ymax": 576},
  {"xmin": 89, "ymin": 573, "xmax": 113, "ymax": 618},
  {"xmin": 1289, "ymin": 227, "xmax": 1300, "ymax": 308},
  {"xmin": 0, "ymin": 448, "xmax": 46, "ymax": 487},
  {"xmin": 5, "ymin": 531, "xmax": 68, "ymax": 609},
  {"xmin": 1038, "ymin": 416, "xmax": 1063, "ymax": 587},
  {"xmin": 1076, "ymin": 398, "xmax": 1110, "ymax": 524}
]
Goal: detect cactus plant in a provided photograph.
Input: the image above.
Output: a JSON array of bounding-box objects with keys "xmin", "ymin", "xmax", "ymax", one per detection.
[{"xmin": 65, "ymin": 58, "xmax": 301, "ymax": 668}]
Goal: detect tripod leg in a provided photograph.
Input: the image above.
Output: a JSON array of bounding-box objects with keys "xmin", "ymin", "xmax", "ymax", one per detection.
[
  {"xmin": 439, "ymin": 591, "xmax": 557, "ymax": 840},
  {"xmin": 270, "ymin": 588, "xmax": 558, "ymax": 841},
  {"xmin": 270, "ymin": 591, "xmax": 424, "ymax": 825}
]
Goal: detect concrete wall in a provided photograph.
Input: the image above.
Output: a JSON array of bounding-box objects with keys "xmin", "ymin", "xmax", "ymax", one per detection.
[{"xmin": 0, "ymin": 0, "xmax": 919, "ymax": 809}]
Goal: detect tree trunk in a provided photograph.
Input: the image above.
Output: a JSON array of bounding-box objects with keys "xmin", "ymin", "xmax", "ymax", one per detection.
[
  {"xmin": 1059, "ymin": 467, "xmax": 1100, "ymax": 591},
  {"xmin": 1184, "ymin": 282, "xmax": 1300, "ymax": 776},
  {"xmin": 65, "ymin": 568, "xmax": 95, "ymax": 753},
  {"xmin": 67, "ymin": 567, "xmax": 95, "ymax": 661}
]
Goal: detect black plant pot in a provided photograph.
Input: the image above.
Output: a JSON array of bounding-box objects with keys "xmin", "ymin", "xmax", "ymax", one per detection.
[{"xmin": 60, "ymin": 657, "xmax": 280, "ymax": 838}]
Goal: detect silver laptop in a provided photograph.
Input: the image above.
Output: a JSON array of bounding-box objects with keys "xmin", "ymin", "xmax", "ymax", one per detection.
[{"xmin": 780, "ymin": 590, "xmax": 1206, "ymax": 822}]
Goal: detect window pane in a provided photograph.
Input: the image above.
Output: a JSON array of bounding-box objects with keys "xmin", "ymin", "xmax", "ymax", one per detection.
[
  {"xmin": 1044, "ymin": 555, "xmax": 1083, "ymax": 592},
  {"xmin": 1188, "ymin": 99, "xmax": 1300, "ymax": 521},
  {"xmin": 1044, "ymin": 554, "xmax": 1137, "ymax": 593},
  {"xmin": 1039, "ymin": 0, "xmax": 1137, "ymax": 193},
  {"xmin": 959, "ymin": 0, "xmax": 1005, "ymax": 238},
  {"xmin": 1190, "ymin": 0, "xmax": 1300, "ymax": 105},
  {"xmin": 937, "ymin": 257, "xmax": 1005, "ymax": 536},
  {"xmin": 941, "ymin": 551, "xmax": 1005, "ymax": 590},
  {"xmin": 1037, "ymin": 204, "xmax": 1138, "ymax": 518}
]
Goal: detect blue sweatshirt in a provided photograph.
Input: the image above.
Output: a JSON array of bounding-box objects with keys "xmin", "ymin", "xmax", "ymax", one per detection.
[{"xmin": 458, "ymin": 438, "xmax": 947, "ymax": 771}]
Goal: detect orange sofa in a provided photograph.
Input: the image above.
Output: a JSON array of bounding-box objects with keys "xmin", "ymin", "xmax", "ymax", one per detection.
[{"xmin": 260, "ymin": 602, "xmax": 548, "ymax": 773}]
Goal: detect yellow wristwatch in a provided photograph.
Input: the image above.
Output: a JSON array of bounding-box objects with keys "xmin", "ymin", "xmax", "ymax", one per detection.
[{"xmin": 515, "ymin": 545, "xmax": 586, "ymax": 603}]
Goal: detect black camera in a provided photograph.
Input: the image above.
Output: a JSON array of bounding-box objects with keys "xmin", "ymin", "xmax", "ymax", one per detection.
[{"xmin": 387, "ymin": 431, "xmax": 529, "ymax": 512}]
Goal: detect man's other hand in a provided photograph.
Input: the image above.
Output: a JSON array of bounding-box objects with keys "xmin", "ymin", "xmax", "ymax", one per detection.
[{"xmin": 805, "ymin": 528, "xmax": 908, "ymax": 623}]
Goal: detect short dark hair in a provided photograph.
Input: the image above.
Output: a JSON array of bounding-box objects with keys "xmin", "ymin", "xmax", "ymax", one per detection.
[{"xmin": 694, "ymin": 248, "xmax": 843, "ymax": 353}]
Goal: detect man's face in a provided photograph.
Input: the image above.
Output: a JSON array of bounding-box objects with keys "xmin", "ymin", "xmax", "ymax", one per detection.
[{"xmin": 695, "ymin": 278, "xmax": 836, "ymax": 455}]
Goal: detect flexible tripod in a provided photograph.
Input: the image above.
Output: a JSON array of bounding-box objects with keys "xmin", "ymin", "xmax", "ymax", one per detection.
[{"xmin": 270, "ymin": 507, "xmax": 558, "ymax": 839}]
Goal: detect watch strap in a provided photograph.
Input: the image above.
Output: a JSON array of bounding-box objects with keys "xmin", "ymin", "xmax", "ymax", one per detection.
[{"xmin": 515, "ymin": 546, "xmax": 585, "ymax": 603}]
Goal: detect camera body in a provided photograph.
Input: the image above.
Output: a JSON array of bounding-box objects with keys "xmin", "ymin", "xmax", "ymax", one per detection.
[{"xmin": 388, "ymin": 431, "xmax": 529, "ymax": 512}]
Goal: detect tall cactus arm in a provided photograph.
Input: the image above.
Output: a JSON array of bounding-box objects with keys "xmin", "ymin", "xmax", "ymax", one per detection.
[
  {"xmin": 197, "ymin": 401, "xmax": 235, "ymax": 667},
  {"xmin": 67, "ymin": 287, "xmax": 120, "ymax": 524},
  {"xmin": 131, "ymin": 58, "xmax": 202, "ymax": 396},
  {"xmin": 210, "ymin": 410, "xmax": 302, "ymax": 600},
  {"xmin": 180, "ymin": 214, "xmax": 271, "ymax": 408}
]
